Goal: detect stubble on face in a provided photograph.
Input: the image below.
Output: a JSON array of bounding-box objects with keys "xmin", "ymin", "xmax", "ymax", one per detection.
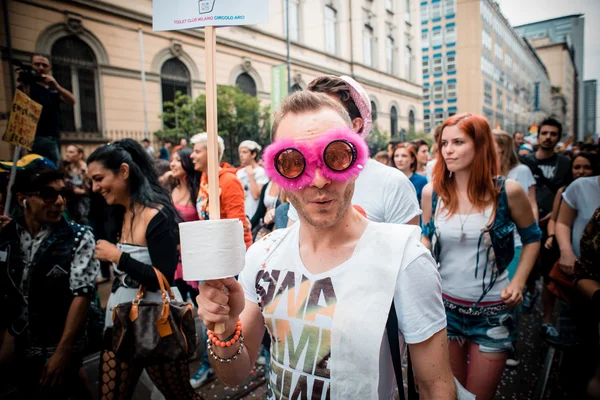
[{"xmin": 286, "ymin": 180, "xmax": 355, "ymax": 229}]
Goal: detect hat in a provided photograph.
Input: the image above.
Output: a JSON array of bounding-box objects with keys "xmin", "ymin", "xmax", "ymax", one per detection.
[
  {"xmin": 339, "ymin": 76, "xmax": 372, "ymax": 138},
  {"xmin": 307, "ymin": 75, "xmax": 373, "ymax": 139},
  {"xmin": 0, "ymin": 153, "xmax": 57, "ymax": 173},
  {"xmin": 238, "ymin": 140, "xmax": 262, "ymax": 152},
  {"xmin": 519, "ymin": 144, "xmax": 534, "ymax": 152}
]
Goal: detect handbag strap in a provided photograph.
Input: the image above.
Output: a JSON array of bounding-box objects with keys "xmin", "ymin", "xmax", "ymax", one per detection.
[
  {"xmin": 132, "ymin": 268, "xmax": 176, "ymax": 303},
  {"xmin": 152, "ymin": 267, "xmax": 176, "ymax": 300},
  {"xmin": 387, "ymin": 301, "xmax": 418, "ymax": 400}
]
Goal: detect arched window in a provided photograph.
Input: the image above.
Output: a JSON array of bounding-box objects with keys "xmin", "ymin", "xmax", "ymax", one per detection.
[
  {"xmin": 370, "ymin": 100, "xmax": 378, "ymax": 121},
  {"xmin": 51, "ymin": 36, "xmax": 99, "ymax": 133},
  {"xmin": 409, "ymin": 110, "xmax": 415, "ymax": 134},
  {"xmin": 290, "ymin": 83, "xmax": 302, "ymax": 93},
  {"xmin": 236, "ymin": 73, "xmax": 257, "ymax": 97},
  {"xmin": 161, "ymin": 58, "xmax": 191, "ymax": 128},
  {"xmin": 390, "ymin": 106, "xmax": 398, "ymax": 139}
]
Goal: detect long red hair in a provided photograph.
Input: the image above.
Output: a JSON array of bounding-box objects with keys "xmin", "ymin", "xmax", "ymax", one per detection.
[{"xmin": 432, "ymin": 113, "xmax": 499, "ymax": 216}]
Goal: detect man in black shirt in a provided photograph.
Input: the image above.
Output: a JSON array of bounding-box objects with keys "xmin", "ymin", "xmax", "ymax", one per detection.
[
  {"xmin": 18, "ymin": 54, "xmax": 75, "ymax": 166},
  {"xmin": 521, "ymin": 117, "xmax": 570, "ymax": 344},
  {"xmin": 522, "ymin": 118, "xmax": 571, "ymax": 219}
]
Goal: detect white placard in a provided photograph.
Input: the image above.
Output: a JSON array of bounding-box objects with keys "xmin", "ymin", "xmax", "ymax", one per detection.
[{"xmin": 152, "ymin": 0, "xmax": 269, "ymax": 31}]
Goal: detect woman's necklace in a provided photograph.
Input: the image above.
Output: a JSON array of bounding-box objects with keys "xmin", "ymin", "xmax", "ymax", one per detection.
[{"xmin": 457, "ymin": 204, "xmax": 476, "ymax": 243}]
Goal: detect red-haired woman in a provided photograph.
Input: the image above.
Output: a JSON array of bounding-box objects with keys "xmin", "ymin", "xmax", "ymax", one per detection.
[
  {"xmin": 392, "ymin": 143, "xmax": 428, "ymax": 203},
  {"xmin": 421, "ymin": 113, "xmax": 542, "ymax": 400}
]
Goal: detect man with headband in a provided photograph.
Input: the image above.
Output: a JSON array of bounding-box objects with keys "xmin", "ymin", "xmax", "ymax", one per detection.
[
  {"xmin": 195, "ymin": 91, "xmax": 456, "ymax": 399},
  {"xmin": 286, "ymin": 75, "xmax": 421, "ymax": 226}
]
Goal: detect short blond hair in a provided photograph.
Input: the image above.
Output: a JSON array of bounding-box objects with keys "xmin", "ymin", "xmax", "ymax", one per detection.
[
  {"xmin": 271, "ymin": 91, "xmax": 352, "ymax": 139},
  {"xmin": 190, "ymin": 132, "xmax": 225, "ymax": 161}
]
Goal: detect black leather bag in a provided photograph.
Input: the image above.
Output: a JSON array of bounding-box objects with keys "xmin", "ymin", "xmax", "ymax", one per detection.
[{"xmin": 111, "ymin": 267, "xmax": 197, "ymax": 364}]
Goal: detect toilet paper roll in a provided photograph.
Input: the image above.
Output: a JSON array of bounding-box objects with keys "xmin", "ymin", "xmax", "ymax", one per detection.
[{"xmin": 179, "ymin": 219, "xmax": 246, "ymax": 281}]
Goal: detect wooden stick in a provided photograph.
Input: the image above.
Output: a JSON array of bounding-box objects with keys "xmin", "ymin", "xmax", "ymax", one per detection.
[
  {"xmin": 205, "ymin": 26, "xmax": 221, "ymax": 221},
  {"xmin": 204, "ymin": 26, "xmax": 225, "ymax": 335}
]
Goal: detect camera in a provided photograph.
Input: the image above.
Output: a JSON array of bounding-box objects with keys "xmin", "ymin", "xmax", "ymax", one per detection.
[{"xmin": 13, "ymin": 60, "xmax": 44, "ymax": 85}]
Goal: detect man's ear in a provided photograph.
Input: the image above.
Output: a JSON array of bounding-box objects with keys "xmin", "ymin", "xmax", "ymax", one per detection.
[
  {"xmin": 352, "ymin": 118, "xmax": 364, "ymax": 134},
  {"xmin": 16, "ymin": 193, "xmax": 25, "ymax": 208},
  {"xmin": 119, "ymin": 163, "xmax": 130, "ymax": 180}
]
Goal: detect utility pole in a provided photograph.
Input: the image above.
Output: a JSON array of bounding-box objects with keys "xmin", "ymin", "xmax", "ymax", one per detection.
[{"xmin": 286, "ymin": 0, "xmax": 291, "ymax": 94}]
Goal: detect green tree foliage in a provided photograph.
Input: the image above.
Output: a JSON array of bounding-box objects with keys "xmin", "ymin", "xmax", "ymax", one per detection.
[
  {"xmin": 154, "ymin": 86, "xmax": 272, "ymax": 165},
  {"xmin": 366, "ymin": 125, "xmax": 390, "ymax": 155}
]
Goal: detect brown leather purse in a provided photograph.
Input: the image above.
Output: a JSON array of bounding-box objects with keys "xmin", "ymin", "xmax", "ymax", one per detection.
[
  {"xmin": 111, "ymin": 268, "xmax": 197, "ymax": 363},
  {"xmin": 547, "ymin": 260, "xmax": 576, "ymax": 303}
]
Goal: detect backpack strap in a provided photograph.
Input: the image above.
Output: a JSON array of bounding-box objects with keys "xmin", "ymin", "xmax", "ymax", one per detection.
[
  {"xmin": 421, "ymin": 190, "xmax": 439, "ymax": 240},
  {"xmin": 387, "ymin": 301, "xmax": 418, "ymax": 400}
]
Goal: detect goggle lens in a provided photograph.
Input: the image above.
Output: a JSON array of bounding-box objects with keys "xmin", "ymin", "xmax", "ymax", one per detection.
[
  {"xmin": 324, "ymin": 140, "xmax": 355, "ymax": 172},
  {"xmin": 276, "ymin": 148, "xmax": 305, "ymax": 179}
]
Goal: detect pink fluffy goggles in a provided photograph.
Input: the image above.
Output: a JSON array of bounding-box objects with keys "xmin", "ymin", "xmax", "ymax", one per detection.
[{"xmin": 263, "ymin": 128, "xmax": 369, "ymax": 190}]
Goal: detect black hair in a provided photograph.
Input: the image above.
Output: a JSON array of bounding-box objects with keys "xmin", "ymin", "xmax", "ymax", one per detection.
[
  {"xmin": 174, "ymin": 147, "xmax": 201, "ymax": 201},
  {"xmin": 538, "ymin": 117, "xmax": 562, "ymax": 137},
  {"xmin": 564, "ymin": 152, "xmax": 599, "ymax": 186},
  {"xmin": 87, "ymin": 139, "xmax": 180, "ymax": 240},
  {"xmin": 153, "ymin": 159, "xmax": 171, "ymax": 178},
  {"xmin": 13, "ymin": 166, "xmax": 64, "ymax": 196},
  {"xmin": 142, "ymin": 138, "xmax": 150, "ymax": 143}
]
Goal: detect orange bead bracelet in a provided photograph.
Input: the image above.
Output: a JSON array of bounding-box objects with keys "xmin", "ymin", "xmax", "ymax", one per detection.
[{"xmin": 207, "ymin": 319, "xmax": 242, "ymax": 347}]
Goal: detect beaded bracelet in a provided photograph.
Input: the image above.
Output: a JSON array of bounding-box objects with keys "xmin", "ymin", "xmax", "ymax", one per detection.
[
  {"xmin": 207, "ymin": 334, "xmax": 245, "ymax": 363},
  {"xmin": 207, "ymin": 319, "xmax": 242, "ymax": 347}
]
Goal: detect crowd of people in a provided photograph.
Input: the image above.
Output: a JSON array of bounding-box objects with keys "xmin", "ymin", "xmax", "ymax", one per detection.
[{"xmin": 0, "ymin": 71, "xmax": 599, "ymax": 400}]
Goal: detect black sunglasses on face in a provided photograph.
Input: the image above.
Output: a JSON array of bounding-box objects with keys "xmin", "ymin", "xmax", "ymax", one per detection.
[{"xmin": 26, "ymin": 187, "xmax": 70, "ymax": 204}]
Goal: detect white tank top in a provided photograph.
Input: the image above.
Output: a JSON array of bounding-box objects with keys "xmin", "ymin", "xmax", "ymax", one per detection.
[
  {"xmin": 436, "ymin": 206, "xmax": 509, "ymax": 302},
  {"xmin": 263, "ymin": 181, "xmax": 279, "ymax": 210}
]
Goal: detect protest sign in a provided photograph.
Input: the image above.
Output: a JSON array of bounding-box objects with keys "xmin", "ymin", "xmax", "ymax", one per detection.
[
  {"xmin": 153, "ymin": 0, "xmax": 269, "ymax": 31},
  {"xmin": 2, "ymin": 89, "xmax": 42, "ymax": 150}
]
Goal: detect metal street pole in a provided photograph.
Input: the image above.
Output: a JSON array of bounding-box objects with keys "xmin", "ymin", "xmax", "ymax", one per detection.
[{"xmin": 286, "ymin": 0, "xmax": 291, "ymax": 94}]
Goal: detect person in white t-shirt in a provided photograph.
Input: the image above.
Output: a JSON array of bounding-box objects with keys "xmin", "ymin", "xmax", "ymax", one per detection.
[
  {"xmin": 493, "ymin": 129, "xmax": 538, "ymax": 368},
  {"xmin": 237, "ymin": 140, "xmax": 269, "ymax": 220},
  {"xmin": 195, "ymin": 91, "xmax": 456, "ymax": 399},
  {"xmin": 556, "ymin": 175, "xmax": 600, "ymax": 271},
  {"xmin": 286, "ymin": 75, "xmax": 420, "ymax": 226}
]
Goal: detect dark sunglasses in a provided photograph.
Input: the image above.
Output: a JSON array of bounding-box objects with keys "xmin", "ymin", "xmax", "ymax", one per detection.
[{"xmin": 26, "ymin": 187, "xmax": 70, "ymax": 204}]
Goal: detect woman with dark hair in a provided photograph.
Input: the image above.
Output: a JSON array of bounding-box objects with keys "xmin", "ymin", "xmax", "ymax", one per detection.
[
  {"xmin": 540, "ymin": 152, "xmax": 599, "ymax": 342},
  {"xmin": 392, "ymin": 142, "xmax": 427, "ymax": 203},
  {"xmin": 421, "ymin": 113, "xmax": 541, "ymax": 399},
  {"xmin": 169, "ymin": 147, "xmax": 201, "ymax": 300},
  {"xmin": 412, "ymin": 138, "xmax": 429, "ymax": 176},
  {"xmin": 87, "ymin": 139, "xmax": 201, "ymax": 400}
]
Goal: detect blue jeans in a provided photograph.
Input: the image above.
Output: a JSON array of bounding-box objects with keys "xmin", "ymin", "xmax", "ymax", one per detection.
[{"xmin": 444, "ymin": 297, "xmax": 516, "ymax": 352}]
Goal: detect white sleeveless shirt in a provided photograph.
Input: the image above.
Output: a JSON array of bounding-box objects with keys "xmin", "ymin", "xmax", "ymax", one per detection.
[{"xmin": 436, "ymin": 207, "xmax": 510, "ymax": 303}]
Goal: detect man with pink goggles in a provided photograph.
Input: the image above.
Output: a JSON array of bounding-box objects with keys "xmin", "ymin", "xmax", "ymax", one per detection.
[
  {"xmin": 285, "ymin": 75, "xmax": 421, "ymax": 226},
  {"xmin": 195, "ymin": 91, "xmax": 457, "ymax": 399}
]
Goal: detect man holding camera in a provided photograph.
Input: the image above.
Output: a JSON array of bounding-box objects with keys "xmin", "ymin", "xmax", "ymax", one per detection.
[{"xmin": 17, "ymin": 55, "xmax": 76, "ymax": 166}]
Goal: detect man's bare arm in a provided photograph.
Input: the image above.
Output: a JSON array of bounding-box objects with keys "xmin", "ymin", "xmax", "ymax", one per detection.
[{"xmin": 408, "ymin": 329, "xmax": 457, "ymax": 399}]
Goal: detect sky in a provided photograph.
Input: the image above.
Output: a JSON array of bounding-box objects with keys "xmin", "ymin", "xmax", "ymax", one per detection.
[{"xmin": 498, "ymin": 0, "xmax": 600, "ymax": 131}]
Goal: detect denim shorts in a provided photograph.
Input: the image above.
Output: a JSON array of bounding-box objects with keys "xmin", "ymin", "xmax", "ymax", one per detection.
[{"xmin": 444, "ymin": 295, "xmax": 516, "ymax": 353}]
